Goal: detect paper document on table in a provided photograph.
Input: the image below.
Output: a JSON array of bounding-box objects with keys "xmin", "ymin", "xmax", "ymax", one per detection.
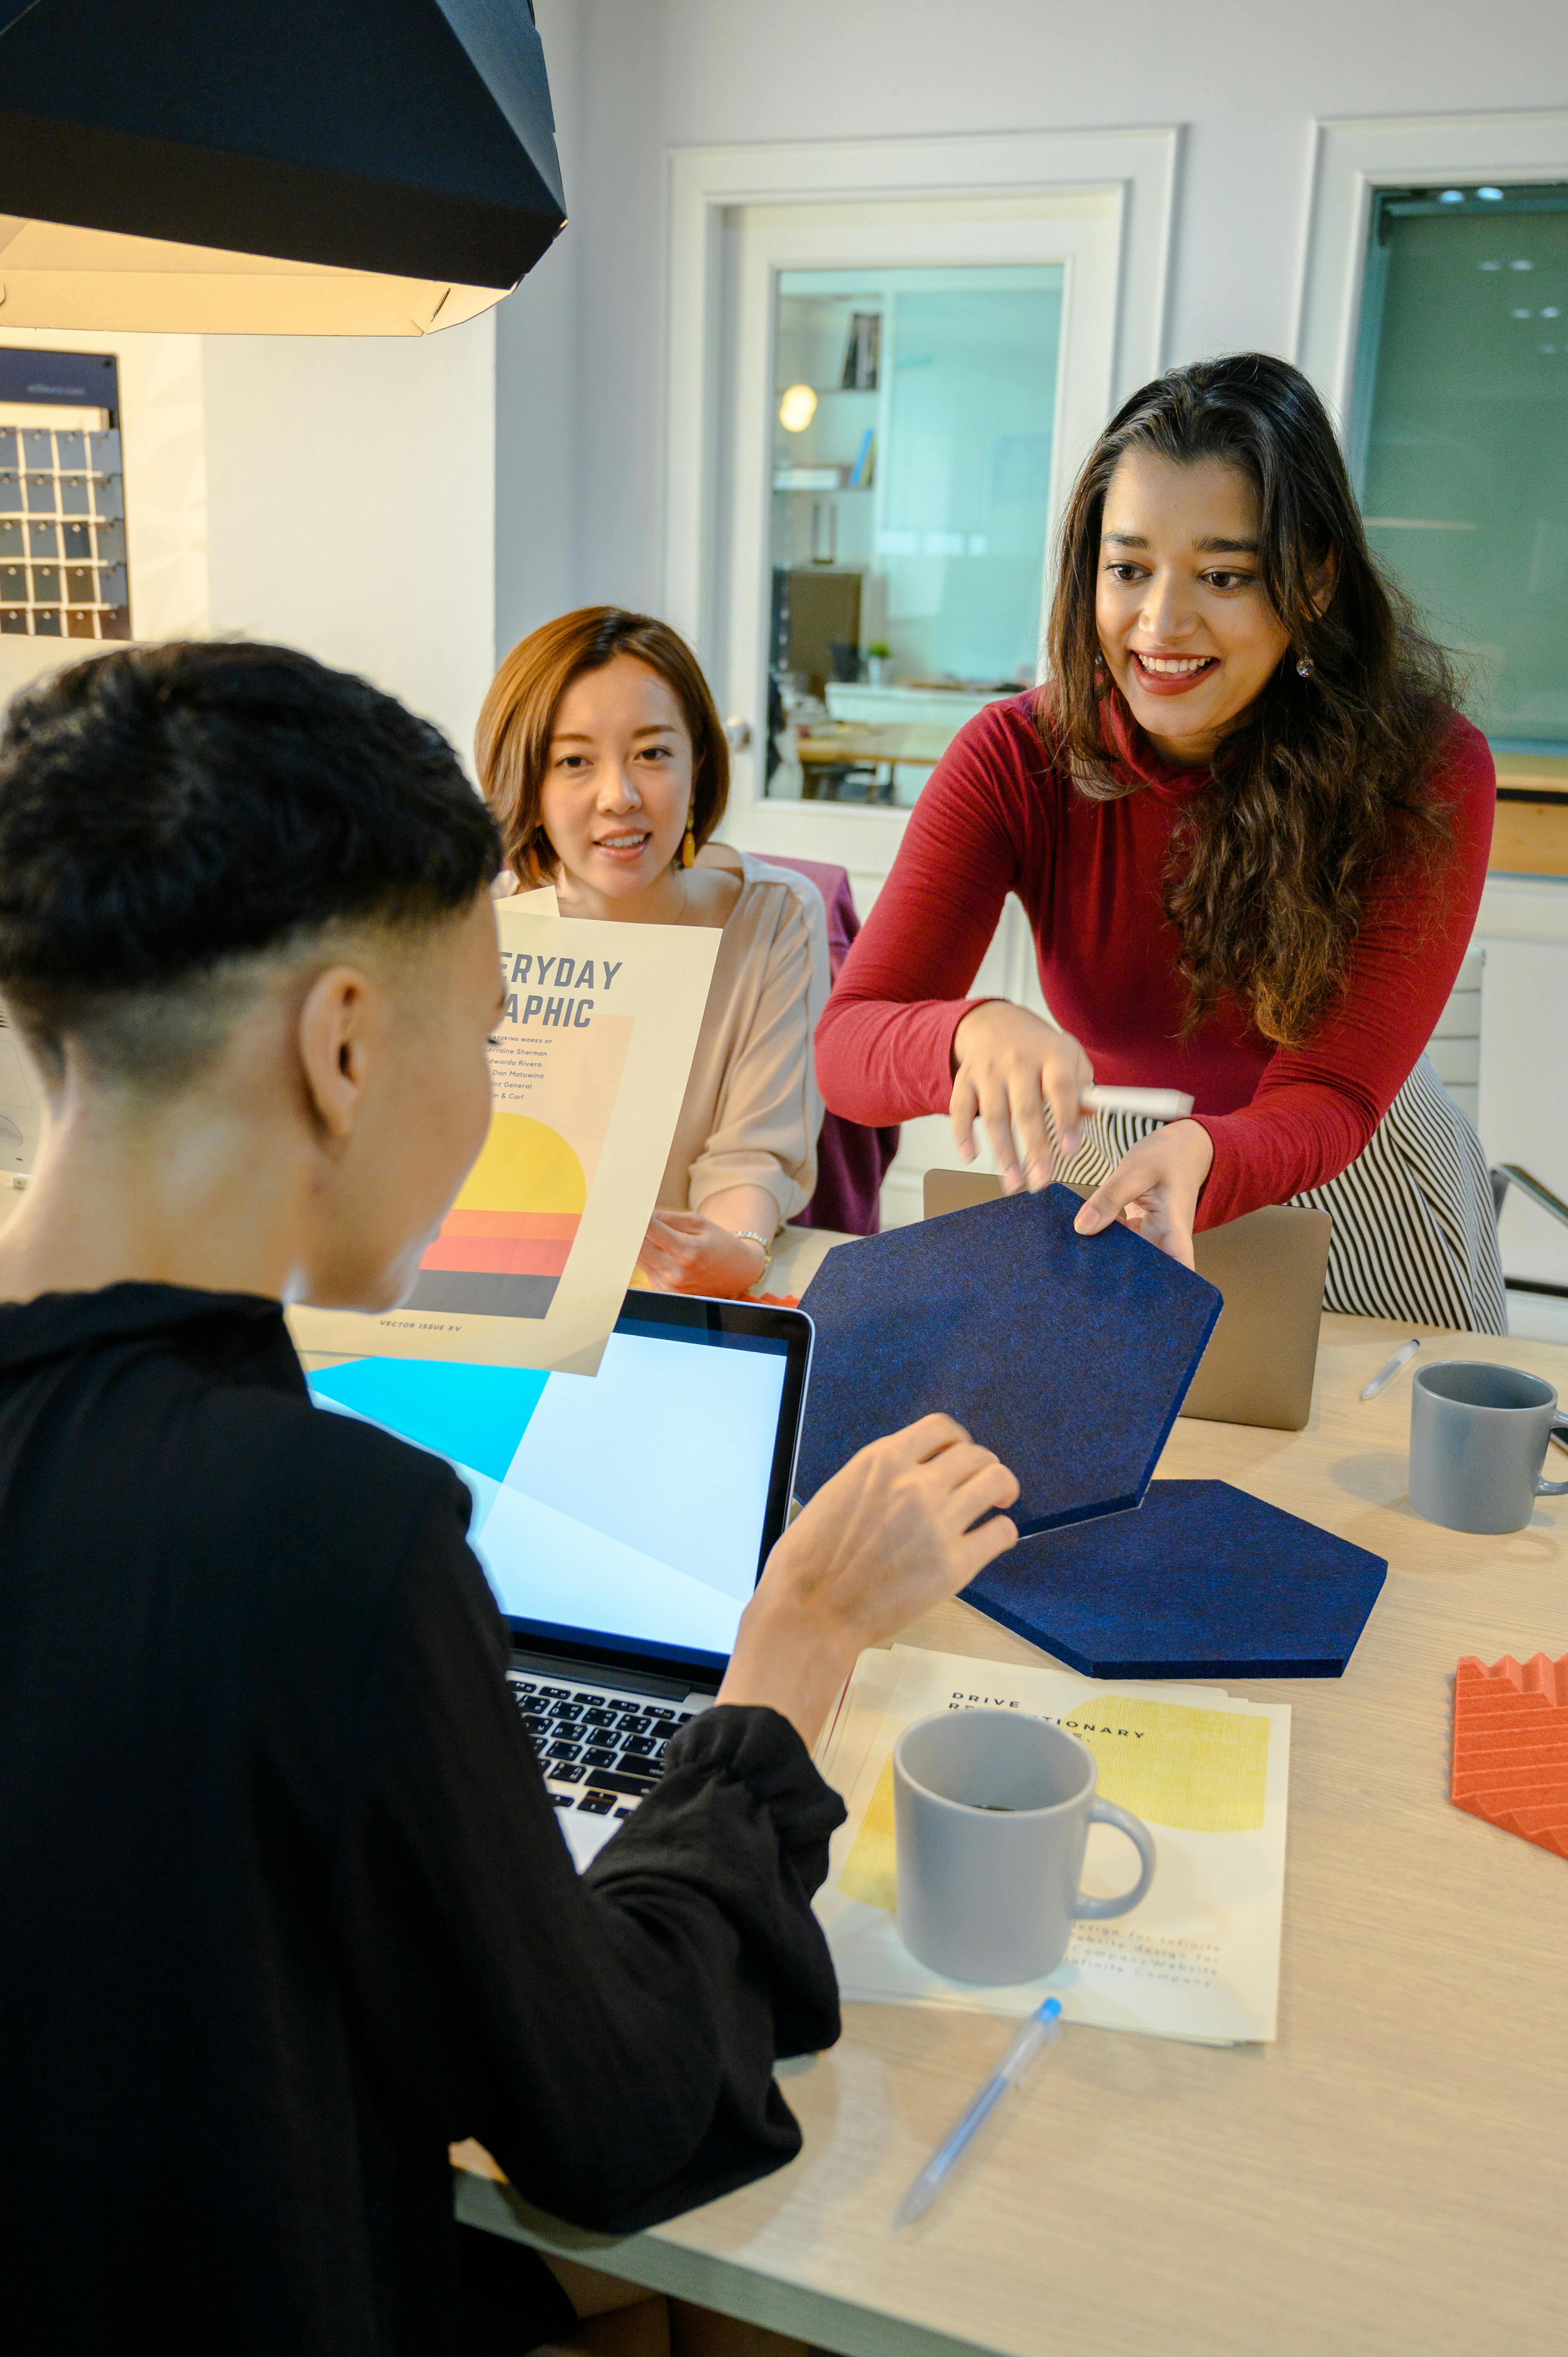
[
  {"xmin": 814, "ymin": 1645, "xmax": 1290, "ymax": 2046},
  {"xmin": 290, "ymin": 906, "xmax": 719, "ymax": 1377}
]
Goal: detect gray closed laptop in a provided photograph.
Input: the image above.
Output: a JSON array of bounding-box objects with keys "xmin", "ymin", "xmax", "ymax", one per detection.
[{"xmin": 921, "ymin": 1170, "xmax": 1330, "ymax": 1432}]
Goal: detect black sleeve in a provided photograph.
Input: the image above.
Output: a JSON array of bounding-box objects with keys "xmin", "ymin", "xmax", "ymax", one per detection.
[{"xmin": 329, "ymin": 1488, "xmax": 846, "ymax": 2233}]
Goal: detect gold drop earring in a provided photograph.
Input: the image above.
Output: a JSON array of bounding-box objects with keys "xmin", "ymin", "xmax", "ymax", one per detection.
[{"xmin": 681, "ymin": 803, "xmax": 696, "ymax": 867}]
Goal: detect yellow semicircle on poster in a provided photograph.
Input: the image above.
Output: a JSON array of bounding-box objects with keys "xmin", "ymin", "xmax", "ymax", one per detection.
[{"xmin": 454, "ymin": 1111, "xmax": 586, "ymax": 1215}]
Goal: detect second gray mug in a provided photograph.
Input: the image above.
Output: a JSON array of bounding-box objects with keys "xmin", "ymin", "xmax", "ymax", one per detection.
[
  {"xmin": 1409, "ymin": 1360, "xmax": 1568, "ymax": 1534},
  {"xmin": 893, "ymin": 1708, "xmax": 1156, "ymax": 1985}
]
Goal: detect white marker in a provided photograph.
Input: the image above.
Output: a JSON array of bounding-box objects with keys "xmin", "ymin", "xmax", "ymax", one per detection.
[
  {"xmin": 1080, "ymin": 1085, "xmax": 1195, "ymax": 1121},
  {"xmin": 1361, "ymin": 1338, "xmax": 1421, "ymax": 1402}
]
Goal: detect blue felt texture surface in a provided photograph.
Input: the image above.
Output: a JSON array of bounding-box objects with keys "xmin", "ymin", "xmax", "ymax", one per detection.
[
  {"xmin": 795, "ymin": 1185, "xmax": 1221, "ymax": 1535},
  {"xmin": 964, "ymin": 1479, "xmax": 1388, "ymax": 1678}
]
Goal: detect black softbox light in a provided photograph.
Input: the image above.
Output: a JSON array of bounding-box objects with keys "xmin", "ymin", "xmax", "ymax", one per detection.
[{"xmin": 0, "ymin": 0, "xmax": 566, "ymax": 333}]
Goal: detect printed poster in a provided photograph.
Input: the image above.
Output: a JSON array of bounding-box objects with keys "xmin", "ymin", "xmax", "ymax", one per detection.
[{"xmin": 288, "ymin": 904, "xmax": 720, "ymax": 1377}]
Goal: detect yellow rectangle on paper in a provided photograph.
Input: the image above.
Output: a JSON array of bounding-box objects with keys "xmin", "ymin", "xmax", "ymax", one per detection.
[
  {"xmin": 837, "ymin": 1695, "xmax": 1269, "ymax": 1915},
  {"xmin": 1059, "ymin": 1696, "xmax": 1268, "ymax": 1832},
  {"xmin": 838, "ymin": 1756, "xmax": 898, "ymax": 1912}
]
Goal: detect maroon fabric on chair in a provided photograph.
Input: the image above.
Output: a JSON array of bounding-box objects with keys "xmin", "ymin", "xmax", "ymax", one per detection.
[{"xmin": 762, "ymin": 854, "xmax": 900, "ymax": 1235}]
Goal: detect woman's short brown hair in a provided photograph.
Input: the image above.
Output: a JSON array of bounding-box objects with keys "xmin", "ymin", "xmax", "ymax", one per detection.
[{"xmin": 475, "ymin": 607, "xmax": 730, "ymax": 886}]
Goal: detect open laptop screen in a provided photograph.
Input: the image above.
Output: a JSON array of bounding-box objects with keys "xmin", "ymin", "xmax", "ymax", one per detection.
[{"xmin": 306, "ymin": 1292, "xmax": 812, "ymax": 1683}]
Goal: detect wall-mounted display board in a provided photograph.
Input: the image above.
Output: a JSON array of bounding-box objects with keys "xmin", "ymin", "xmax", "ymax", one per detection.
[{"xmin": 0, "ymin": 347, "xmax": 129, "ymax": 644}]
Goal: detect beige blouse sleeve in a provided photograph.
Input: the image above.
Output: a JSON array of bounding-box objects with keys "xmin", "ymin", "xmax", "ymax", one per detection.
[{"xmin": 684, "ymin": 873, "xmax": 828, "ymax": 1227}]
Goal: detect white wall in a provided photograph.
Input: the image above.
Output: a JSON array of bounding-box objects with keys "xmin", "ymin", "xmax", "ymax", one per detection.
[
  {"xmin": 0, "ymin": 314, "xmax": 499, "ymax": 769},
  {"xmin": 203, "ymin": 316, "xmax": 497, "ymax": 765},
  {"xmin": 498, "ymin": 0, "xmax": 1568, "ymax": 623},
  {"xmin": 494, "ymin": 0, "xmax": 583, "ymax": 655}
]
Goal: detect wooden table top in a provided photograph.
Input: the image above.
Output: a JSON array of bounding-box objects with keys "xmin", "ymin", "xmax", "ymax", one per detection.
[
  {"xmin": 458, "ymin": 1310, "xmax": 1568, "ymax": 2357},
  {"xmin": 796, "ymin": 723, "xmax": 954, "ymax": 769}
]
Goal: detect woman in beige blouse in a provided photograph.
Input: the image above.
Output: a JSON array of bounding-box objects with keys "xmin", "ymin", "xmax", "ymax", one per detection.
[{"xmin": 477, "ymin": 607, "xmax": 827, "ymax": 1298}]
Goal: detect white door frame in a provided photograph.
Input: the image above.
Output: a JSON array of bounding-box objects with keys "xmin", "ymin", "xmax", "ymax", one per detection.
[
  {"xmin": 1294, "ymin": 109, "xmax": 1568, "ymax": 426},
  {"xmin": 662, "ymin": 127, "xmax": 1179, "ymax": 673}
]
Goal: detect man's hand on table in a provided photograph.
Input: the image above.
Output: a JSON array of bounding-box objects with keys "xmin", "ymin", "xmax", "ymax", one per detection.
[{"xmin": 717, "ymin": 1416, "xmax": 1020, "ymax": 1750}]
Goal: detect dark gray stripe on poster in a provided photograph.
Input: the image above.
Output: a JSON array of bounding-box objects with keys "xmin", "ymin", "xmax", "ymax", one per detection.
[{"xmin": 404, "ymin": 1271, "xmax": 557, "ymax": 1320}]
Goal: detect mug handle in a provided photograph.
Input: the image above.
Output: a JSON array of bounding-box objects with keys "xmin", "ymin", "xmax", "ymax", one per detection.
[
  {"xmin": 1072, "ymin": 1798, "xmax": 1157, "ymax": 1921},
  {"xmin": 1537, "ymin": 1415, "xmax": 1568, "ymax": 1499}
]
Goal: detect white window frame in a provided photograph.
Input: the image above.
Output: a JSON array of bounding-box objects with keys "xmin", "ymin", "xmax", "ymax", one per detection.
[
  {"xmin": 1295, "ymin": 109, "xmax": 1568, "ymax": 427},
  {"xmin": 662, "ymin": 127, "xmax": 1179, "ymax": 679}
]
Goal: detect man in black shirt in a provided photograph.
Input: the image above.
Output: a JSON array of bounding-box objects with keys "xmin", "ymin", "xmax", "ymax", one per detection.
[{"xmin": 0, "ymin": 643, "xmax": 1020, "ymax": 2356}]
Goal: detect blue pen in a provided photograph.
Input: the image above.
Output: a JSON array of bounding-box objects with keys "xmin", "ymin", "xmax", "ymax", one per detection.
[{"xmin": 893, "ymin": 1997, "xmax": 1064, "ymax": 2228}]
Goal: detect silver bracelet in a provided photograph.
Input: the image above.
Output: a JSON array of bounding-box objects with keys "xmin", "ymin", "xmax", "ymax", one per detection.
[{"xmin": 733, "ymin": 1228, "xmax": 774, "ymax": 1286}]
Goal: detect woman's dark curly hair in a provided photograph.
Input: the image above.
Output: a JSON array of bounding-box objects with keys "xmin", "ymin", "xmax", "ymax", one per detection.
[{"xmin": 1045, "ymin": 353, "xmax": 1459, "ymax": 1046}]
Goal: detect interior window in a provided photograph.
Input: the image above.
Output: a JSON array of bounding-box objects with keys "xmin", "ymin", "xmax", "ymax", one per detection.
[
  {"xmin": 1350, "ymin": 182, "xmax": 1568, "ymax": 751},
  {"xmin": 766, "ymin": 264, "xmax": 1063, "ymax": 804}
]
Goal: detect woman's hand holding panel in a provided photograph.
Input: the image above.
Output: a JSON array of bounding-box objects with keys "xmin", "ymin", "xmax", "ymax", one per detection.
[
  {"xmin": 1072, "ymin": 1117, "xmax": 1215, "ymax": 1269},
  {"xmin": 949, "ymin": 1001, "xmax": 1093, "ymax": 1192}
]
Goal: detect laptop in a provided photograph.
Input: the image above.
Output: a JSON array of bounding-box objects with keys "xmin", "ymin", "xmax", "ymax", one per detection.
[
  {"xmin": 303, "ymin": 1289, "xmax": 813, "ymax": 1867},
  {"xmin": 921, "ymin": 1170, "xmax": 1331, "ymax": 1432}
]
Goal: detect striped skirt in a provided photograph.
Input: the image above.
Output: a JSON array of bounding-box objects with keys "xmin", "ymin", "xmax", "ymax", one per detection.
[{"xmin": 1056, "ymin": 1054, "xmax": 1508, "ymax": 1335}]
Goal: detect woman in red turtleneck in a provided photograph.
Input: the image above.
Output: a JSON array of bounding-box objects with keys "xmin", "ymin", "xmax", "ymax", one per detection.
[{"xmin": 817, "ymin": 355, "xmax": 1503, "ymax": 1332}]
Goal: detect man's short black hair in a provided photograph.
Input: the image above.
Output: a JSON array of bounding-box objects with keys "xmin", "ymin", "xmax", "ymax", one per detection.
[{"xmin": 0, "ymin": 640, "xmax": 500, "ymax": 1085}]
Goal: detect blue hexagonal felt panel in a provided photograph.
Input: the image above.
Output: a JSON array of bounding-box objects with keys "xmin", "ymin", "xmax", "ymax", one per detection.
[
  {"xmin": 795, "ymin": 1186, "xmax": 1221, "ymax": 1536},
  {"xmin": 963, "ymin": 1480, "xmax": 1388, "ymax": 1678}
]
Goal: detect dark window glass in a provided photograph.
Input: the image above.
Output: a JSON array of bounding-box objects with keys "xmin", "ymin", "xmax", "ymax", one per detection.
[{"xmin": 1351, "ymin": 182, "xmax": 1568, "ymax": 747}]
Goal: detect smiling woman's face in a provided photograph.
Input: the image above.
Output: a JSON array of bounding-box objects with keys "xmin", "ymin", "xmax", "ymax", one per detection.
[
  {"xmin": 1094, "ymin": 448, "xmax": 1293, "ymax": 766},
  {"xmin": 539, "ymin": 654, "xmax": 693, "ymax": 901}
]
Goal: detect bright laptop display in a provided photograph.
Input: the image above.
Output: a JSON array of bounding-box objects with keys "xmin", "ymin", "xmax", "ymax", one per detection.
[{"xmin": 306, "ymin": 1292, "xmax": 812, "ymax": 1682}]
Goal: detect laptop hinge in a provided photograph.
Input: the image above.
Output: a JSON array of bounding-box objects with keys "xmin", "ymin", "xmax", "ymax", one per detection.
[{"xmin": 507, "ymin": 1647, "xmax": 706, "ymax": 1702}]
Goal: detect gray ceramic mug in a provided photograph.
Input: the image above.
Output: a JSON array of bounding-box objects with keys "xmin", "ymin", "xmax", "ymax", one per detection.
[
  {"xmin": 893, "ymin": 1708, "xmax": 1156, "ymax": 1985},
  {"xmin": 1409, "ymin": 1360, "xmax": 1568, "ymax": 1534}
]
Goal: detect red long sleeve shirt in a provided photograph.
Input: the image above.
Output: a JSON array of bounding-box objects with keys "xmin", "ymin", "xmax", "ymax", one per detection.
[{"xmin": 815, "ymin": 694, "xmax": 1495, "ymax": 1230}]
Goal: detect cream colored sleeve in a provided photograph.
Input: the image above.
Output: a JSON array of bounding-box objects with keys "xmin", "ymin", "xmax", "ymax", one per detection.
[{"xmin": 686, "ymin": 884, "xmax": 828, "ymax": 1227}]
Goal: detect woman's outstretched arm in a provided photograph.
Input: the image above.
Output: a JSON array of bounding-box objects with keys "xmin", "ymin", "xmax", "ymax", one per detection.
[{"xmin": 814, "ymin": 705, "xmax": 1039, "ymax": 1127}]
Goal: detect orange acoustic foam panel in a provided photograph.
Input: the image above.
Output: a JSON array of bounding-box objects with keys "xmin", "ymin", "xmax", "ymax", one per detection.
[{"xmin": 1451, "ymin": 1652, "xmax": 1568, "ymax": 1862}]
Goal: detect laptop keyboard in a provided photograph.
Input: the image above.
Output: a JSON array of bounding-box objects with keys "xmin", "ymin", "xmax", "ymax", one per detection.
[{"xmin": 508, "ymin": 1670, "xmax": 698, "ymax": 1824}]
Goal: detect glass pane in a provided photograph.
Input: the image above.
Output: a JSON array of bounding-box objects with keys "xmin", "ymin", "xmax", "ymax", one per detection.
[
  {"xmin": 765, "ymin": 264, "xmax": 1062, "ymax": 804},
  {"xmin": 1355, "ymin": 184, "xmax": 1568, "ymax": 747}
]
